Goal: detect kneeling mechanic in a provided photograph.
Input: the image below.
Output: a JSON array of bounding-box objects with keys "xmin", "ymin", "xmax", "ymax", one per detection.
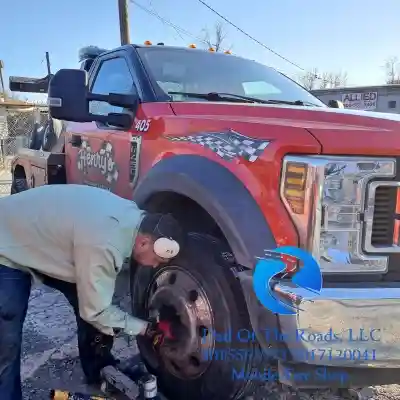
[{"xmin": 0, "ymin": 184, "xmax": 186, "ymax": 400}]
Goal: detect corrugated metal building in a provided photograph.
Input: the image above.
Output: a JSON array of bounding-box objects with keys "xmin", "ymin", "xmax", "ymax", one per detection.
[{"xmin": 311, "ymin": 84, "xmax": 400, "ymax": 114}]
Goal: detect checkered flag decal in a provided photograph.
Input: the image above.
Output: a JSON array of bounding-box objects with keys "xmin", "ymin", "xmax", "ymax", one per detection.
[{"xmin": 165, "ymin": 130, "xmax": 271, "ymax": 162}]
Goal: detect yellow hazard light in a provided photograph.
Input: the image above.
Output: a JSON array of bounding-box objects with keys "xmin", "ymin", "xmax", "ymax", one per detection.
[
  {"xmin": 144, "ymin": 40, "xmax": 152, "ymax": 46},
  {"xmin": 189, "ymin": 44, "xmax": 197, "ymax": 48},
  {"xmin": 208, "ymin": 47, "xmax": 215, "ymax": 52},
  {"xmin": 282, "ymin": 162, "xmax": 308, "ymax": 215},
  {"xmin": 224, "ymin": 50, "xmax": 232, "ymax": 54}
]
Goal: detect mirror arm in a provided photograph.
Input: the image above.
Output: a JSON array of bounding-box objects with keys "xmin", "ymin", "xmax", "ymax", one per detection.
[
  {"xmin": 87, "ymin": 112, "xmax": 133, "ymax": 129},
  {"xmin": 87, "ymin": 92, "xmax": 108, "ymax": 103},
  {"xmin": 87, "ymin": 92, "xmax": 139, "ymax": 108},
  {"xmin": 88, "ymin": 113, "xmax": 108, "ymax": 124}
]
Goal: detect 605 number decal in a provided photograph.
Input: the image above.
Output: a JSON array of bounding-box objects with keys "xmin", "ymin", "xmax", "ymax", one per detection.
[{"xmin": 135, "ymin": 119, "xmax": 151, "ymax": 132}]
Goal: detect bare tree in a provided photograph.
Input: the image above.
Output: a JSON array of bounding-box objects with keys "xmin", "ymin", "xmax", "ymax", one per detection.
[
  {"xmin": 384, "ymin": 57, "xmax": 400, "ymax": 84},
  {"xmin": 319, "ymin": 72, "xmax": 331, "ymax": 89},
  {"xmin": 340, "ymin": 71, "xmax": 348, "ymax": 86},
  {"xmin": 298, "ymin": 68, "xmax": 319, "ymax": 90},
  {"xmin": 202, "ymin": 22, "xmax": 231, "ymax": 52},
  {"xmin": 328, "ymin": 72, "xmax": 347, "ymax": 88},
  {"xmin": 298, "ymin": 69, "xmax": 348, "ymax": 90}
]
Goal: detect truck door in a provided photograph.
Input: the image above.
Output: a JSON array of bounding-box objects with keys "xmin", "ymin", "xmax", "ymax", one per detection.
[{"xmin": 66, "ymin": 51, "xmax": 141, "ymax": 198}]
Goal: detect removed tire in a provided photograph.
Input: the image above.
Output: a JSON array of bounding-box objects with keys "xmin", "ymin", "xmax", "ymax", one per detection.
[
  {"xmin": 42, "ymin": 119, "xmax": 57, "ymax": 151},
  {"xmin": 131, "ymin": 233, "xmax": 266, "ymax": 400}
]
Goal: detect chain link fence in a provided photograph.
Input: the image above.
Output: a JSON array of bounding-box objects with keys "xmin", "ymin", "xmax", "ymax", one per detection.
[{"xmin": 0, "ymin": 105, "xmax": 49, "ymax": 196}]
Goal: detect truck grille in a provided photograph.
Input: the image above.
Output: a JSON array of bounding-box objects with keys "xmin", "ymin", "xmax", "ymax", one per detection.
[{"xmin": 371, "ymin": 186, "xmax": 397, "ymax": 246}]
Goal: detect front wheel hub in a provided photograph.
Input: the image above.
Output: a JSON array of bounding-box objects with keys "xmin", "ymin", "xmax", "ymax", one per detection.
[{"xmin": 146, "ymin": 267, "xmax": 215, "ymax": 379}]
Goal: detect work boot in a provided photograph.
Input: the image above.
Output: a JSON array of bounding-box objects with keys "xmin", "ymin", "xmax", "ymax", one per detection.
[{"xmin": 82, "ymin": 334, "xmax": 120, "ymax": 385}]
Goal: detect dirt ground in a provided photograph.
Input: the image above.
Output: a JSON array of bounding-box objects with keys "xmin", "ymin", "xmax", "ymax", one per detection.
[{"xmin": 19, "ymin": 269, "xmax": 400, "ymax": 400}]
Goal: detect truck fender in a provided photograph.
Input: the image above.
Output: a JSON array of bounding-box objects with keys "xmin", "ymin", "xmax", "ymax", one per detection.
[
  {"xmin": 133, "ymin": 154, "xmax": 281, "ymax": 350},
  {"xmin": 133, "ymin": 154, "xmax": 276, "ymax": 269}
]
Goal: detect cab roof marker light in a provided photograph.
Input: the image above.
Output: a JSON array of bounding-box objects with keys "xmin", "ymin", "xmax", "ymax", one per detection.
[
  {"xmin": 208, "ymin": 47, "xmax": 215, "ymax": 52},
  {"xmin": 189, "ymin": 44, "xmax": 197, "ymax": 48},
  {"xmin": 144, "ymin": 40, "xmax": 152, "ymax": 46},
  {"xmin": 224, "ymin": 50, "xmax": 232, "ymax": 54}
]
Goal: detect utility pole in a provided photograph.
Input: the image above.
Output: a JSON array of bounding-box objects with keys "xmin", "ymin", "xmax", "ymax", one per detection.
[
  {"xmin": 0, "ymin": 60, "xmax": 4, "ymax": 97},
  {"xmin": 45, "ymin": 52, "xmax": 52, "ymax": 120},
  {"xmin": 118, "ymin": 0, "xmax": 130, "ymax": 45},
  {"xmin": 45, "ymin": 52, "xmax": 51, "ymax": 75}
]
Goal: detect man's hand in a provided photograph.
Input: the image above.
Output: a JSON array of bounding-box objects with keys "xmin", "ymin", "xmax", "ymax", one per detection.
[
  {"xmin": 144, "ymin": 320, "xmax": 172, "ymax": 348},
  {"xmin": 143, "ymin": 319, "xmax": 188, "ymax": 349}
]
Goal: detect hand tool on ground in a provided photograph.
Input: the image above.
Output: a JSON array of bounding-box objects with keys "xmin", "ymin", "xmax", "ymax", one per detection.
[
  {"xmin": 100, "ymin": 364, "xmax": 162, "ymax": 399},
  {"xmin": 50, "ymin": 389, "xmax": 111, "ymax": 399},
  {"xmin": 50, "ymin": 356, "xmax": 165, "ymax": 400}
]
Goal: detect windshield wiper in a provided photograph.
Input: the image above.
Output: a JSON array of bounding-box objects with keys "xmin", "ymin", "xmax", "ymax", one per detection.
[
  {"xmin": 167, "ymin": 91, "xmax": 321, "ymax": 107},
  {"xmin": 259, "ymin": 98, "xmax": 321, "ymax": 107},
  {"xmin": 168, "ymin": 91, "xmax": 257, "ymax": 103}
]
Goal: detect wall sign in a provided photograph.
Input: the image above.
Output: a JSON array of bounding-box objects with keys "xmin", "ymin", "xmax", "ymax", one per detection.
[
  {"xmin": 77, "ymin": 139, "xmax": 119, "ymax": 184},
  {"xmin": 341, "ymin": 92, "xmax": 378, "ymax": 110}
]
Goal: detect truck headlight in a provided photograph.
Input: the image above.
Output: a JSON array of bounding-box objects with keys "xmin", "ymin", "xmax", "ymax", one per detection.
[{"xmin": 280, "ymin": 156, "xmax": 396, "ymax": 274}]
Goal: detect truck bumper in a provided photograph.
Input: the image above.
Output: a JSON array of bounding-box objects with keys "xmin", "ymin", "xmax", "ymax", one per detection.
[
  {"xmin": 238, "ymin": 270, "xmax": 400, "ymax": 386},
  {"xmin": 276, "ymin": 283, "xmax": 400, "ymax": 368}
]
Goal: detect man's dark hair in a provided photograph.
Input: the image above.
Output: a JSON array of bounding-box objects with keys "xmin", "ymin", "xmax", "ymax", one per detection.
[{"xmin": 139, "ymin": 213, "xmax": 184, "ymax": 248}]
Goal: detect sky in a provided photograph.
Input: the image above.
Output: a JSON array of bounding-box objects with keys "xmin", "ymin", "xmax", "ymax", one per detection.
[{"xmin": 2, "ymin": 0, "xmax": 400, "ymax": 101}]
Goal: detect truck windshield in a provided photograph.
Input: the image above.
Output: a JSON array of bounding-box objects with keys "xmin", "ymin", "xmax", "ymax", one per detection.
[{"xmin": 137, "ymin": 47, "xmax": 326, "ymax": 107}]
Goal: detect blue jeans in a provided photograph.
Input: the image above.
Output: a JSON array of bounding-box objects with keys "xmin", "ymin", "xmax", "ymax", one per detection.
[
  {"xmin": 0, "ymin": 264, "xmax": 31, "ymax": 400},
  {"xmin": 0, "ymin": 265, "xmax": 116, "ymax": 400}
]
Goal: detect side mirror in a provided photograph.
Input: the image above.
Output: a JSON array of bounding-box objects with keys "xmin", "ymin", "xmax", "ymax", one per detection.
[
  {"xmin": 328, "ymin": 100, "xmax": 344, "ymax": 109},
  {"xmin": 48, "ymin": 69, "xmax": 139, "ymax": 129},
  {"xmin": 48, "ymin": 69, "xmax": 89, "ymax": 122}
]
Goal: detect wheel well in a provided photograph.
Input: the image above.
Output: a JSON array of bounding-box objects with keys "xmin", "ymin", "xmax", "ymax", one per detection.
[
  {"xmin": 13, "ymin": 164, "xmax": 26, "ymax": 179},
  {"xmin": 143, "ymin": 191, "xmax": 226, "ymax": 244}
]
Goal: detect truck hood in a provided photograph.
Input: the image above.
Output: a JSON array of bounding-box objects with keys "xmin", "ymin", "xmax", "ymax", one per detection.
[{"xmin": 170, "ymin": 102, "xmax": 400, "ymax": 156}]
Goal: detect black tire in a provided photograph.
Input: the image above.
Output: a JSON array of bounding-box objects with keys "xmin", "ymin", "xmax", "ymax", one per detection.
[
  {"xmin": 28, "ymin": 122, "xmax": 42, "ymax": 150},
  {"xmin": 131, "ymin": 233, "xmax": 267, "ymax": 400},
  {"xmin": 10, "ymin": 178, "xmax": 28, "ymax": 195},
  {"xmin": 42, "ymin": 119, "xmax": 57, "ymax": 151}
]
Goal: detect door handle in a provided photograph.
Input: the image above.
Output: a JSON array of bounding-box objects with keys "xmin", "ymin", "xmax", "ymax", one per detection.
[{"xmin": 69, "ymin": 134, "xmax": 82, "ymax": 147}]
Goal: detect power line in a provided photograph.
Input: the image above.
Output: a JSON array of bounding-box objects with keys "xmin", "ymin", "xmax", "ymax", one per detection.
[
  {"xmin": 130, "ymin": 0, "xmax": 205, "ymax": 44},
  {"xmin": 195, "ymin": 0, "xmax": 316, "ymax": 76},
  {"xmin": 130, "ymin": 0, "xmax": 318, "ymax": 80},
  {"xmin": 129, "ymin": 0, "xmax": 232, "ymax": 52}
]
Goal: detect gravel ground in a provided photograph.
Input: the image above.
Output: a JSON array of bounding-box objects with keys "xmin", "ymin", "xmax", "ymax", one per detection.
[{"xmin": 20, "ymin": 268, "xmax": 400, "ymax": 400}]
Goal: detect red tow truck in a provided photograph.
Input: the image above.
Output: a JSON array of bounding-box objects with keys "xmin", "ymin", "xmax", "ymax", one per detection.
[{"xmin": 9, "ymin": 42, "xmax": 400, "ymax": 400}]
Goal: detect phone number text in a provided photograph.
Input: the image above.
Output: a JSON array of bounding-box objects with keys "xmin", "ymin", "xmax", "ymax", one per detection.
[{"xmin": 201, "ymin": 348, "xmax": 377, "ymax": 362}]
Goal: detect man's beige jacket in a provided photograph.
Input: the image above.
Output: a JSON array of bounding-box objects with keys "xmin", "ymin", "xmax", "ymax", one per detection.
[{"xmin": 0, "ymin": 184, "xmax": 147, "ymax": 336}]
